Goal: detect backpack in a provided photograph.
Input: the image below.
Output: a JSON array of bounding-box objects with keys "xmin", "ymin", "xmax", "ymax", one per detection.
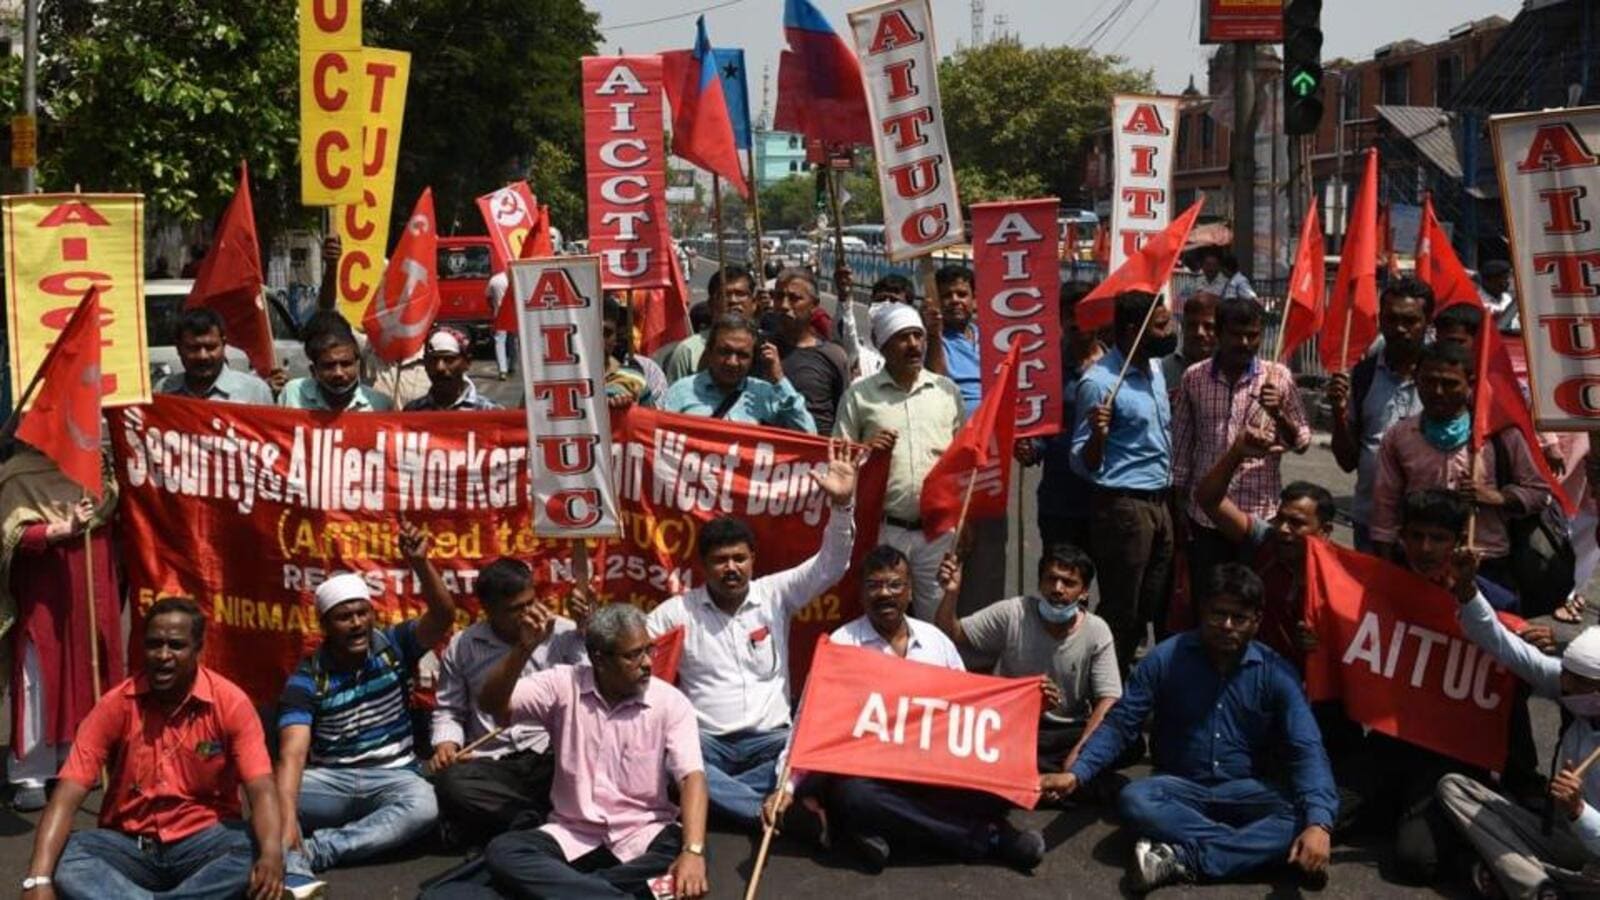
[{"xmin": 1491, "ymin": 430, "xmax": 1576, "ymax": 615}]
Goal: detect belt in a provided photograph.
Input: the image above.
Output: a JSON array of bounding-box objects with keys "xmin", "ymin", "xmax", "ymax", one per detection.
[
  {"xmin": 135, "ymin": 834, "xmax": 169, "ymax": 853},
  {"xmin": 1091, "ymin": 484, "xmax": 1169, "ymax": 503},
  {"xmin": 884, "ymin": 515, "xmax": 923, "ymax": 531}
]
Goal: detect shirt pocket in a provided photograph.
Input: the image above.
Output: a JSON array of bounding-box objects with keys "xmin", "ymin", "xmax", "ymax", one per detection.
[
  {"xmin": 172, "ymin": 722, "xmax": 232, "ymax": 801},
  {"xmin": 615, "ymin": 729, "xmax": 666, "ymax": 799}
]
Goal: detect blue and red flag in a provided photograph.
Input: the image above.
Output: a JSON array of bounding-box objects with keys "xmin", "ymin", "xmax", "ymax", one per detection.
[
  {"xmin": 774, "ymin": 0, "xmax": 871, "ymax": 147},
  {"xmin": 711, "ymin": 48, "xmax": 752, "ymax": 150},
  {"xmin": 662, "ymin": 17, "xmax": 749, "ymax": 197}
]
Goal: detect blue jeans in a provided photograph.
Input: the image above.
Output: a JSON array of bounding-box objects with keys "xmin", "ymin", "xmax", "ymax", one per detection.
[
  {"xmin": 1118, "ymin": 775, "xmax": 1301, "ymax": 880},
  {"xmin": 55, "ymin": 822, "xmax": 254, "ymax": 900},
  {"xmin": 289, "ymin": 764, "xmax": 438, "ymax": 874},
  {"xmin": 700, "ymin": 728, "xmax": 789, "ymax": 827}
]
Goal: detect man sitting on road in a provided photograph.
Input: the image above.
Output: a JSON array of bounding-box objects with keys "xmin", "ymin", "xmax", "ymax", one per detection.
[
  {"xmin": 275, "ymin": 523, "xmax": 452, "ymax": 880},
  {"xmin": 405, "ymin": 326, "xmax": 500, "ymax": 411},
  {"xmin": 430, "ymin": 558, "xmax": 584, "ymax": 848},
  {"xmin": 933, "ymin": 543, "xmax": 1123, "ymax": 784},
  {"xmin": 471, "ymin": 603, "xmax": 710, "ymax": 899},
  {"xmin": 660, "ymin": 315, "xmax": 816, "ymax": 433},
  {"xmin": 157, "ymin": 307, "xmax": 278, "ymax": 404},
  {"xmin": 278, "ymin": 311, "xmax": 394, "ymax": 412},
  {"xmin": 646, "ymin": 438, "xmax": 860, "ymax": 829},
  {"xmin": 1043, "ymin": 563, "xmax": 1336, "ymax": 891},
  {"xmin": 763, "ymin": 545, "xmax": 1048, "ymax": 875},
  {"xmin": 23, "ymin": 598, "xmax": 284, "ymax": 900}
]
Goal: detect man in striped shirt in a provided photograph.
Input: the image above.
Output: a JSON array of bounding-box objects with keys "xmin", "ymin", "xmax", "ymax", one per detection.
[{"xmin": 274, "ymin": 522, "xmax": 456, "ymax": 879}]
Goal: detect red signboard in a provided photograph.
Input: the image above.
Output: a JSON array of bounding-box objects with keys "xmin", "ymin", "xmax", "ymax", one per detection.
[{"xmin": 1202, "ymin": 0, "xmax": 1284, "ymax": 44}]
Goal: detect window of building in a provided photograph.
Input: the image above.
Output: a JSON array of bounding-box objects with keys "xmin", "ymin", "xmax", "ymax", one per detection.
[
  {"xmin": 789, "ymin": 161, "xmax": 799, "ymax": 172},
  {"xmin": 1341, "ymin": 73, "xmax": 1361, "ymax": 121},
  {"xmin": 1436, "ymin": 55, "xmax": 1463, "ymax": 107},
  {"xmin": 788, "ymin": 135, "xmax": 799, "ymax": 149},
  {"xmin": 1201, "ymin": 114, "xmax": 1215, "ymax": 152},
  {"xmin": 1177, "ymin": 115, "xmax": 1189, "ymax": 158},
  {"xmin": 1381, "ymin": 64, "xmax": 1409, "ymax": 105}
]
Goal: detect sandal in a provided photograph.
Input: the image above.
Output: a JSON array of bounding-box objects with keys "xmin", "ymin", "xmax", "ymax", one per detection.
[{"xmin": 1555, "ymin": 596, "xmax": 1587, "ymax": 624}]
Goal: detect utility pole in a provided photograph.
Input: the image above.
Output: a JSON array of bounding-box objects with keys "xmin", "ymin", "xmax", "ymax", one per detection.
[
  {"xmin": 1231, "ymin": 41, "xmax": 1258, "ymax": 280},
  {"xmin": 970, "ymin": 0, "xmax": 984, "ymax": 48},
  {"xmin": 22, "ymin": 0, "xmax": 38, "ymax": 193}
]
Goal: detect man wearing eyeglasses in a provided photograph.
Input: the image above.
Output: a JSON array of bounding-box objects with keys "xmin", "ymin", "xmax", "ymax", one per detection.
[
  {"xmin": 644, "ymin": 439, "xmax": 862, "ymax": 831},
  {"xmin": 1041, "ymin": 563, "xmax": 1337, "ymax": 892}
]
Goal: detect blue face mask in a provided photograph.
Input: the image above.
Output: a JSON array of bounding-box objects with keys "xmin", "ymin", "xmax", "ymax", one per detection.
[
  {"xmin": 1037, "ymin": 597, "xmax": 1080, "ymax": 626},
  {"xmin": 1420, "ymin": 411, "xmax": 1471, "ymax": 452}
]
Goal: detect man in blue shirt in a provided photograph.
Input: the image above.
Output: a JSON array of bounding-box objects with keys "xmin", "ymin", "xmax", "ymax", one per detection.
[
  {"xmin": 1071, "ymin": 291, "xmax": 1178, "ymax": 672},
  {"xmin": 661, "ymin": 316, "xmax": 816, "ymax": 433},
  {"xmin": 933, "ymin": 264, "xmax": 980, "ymax": 415},
  {"xmin": 1043, "ymin": 563, "xmax": 1336, "ymax": 890},
  {"xmin": 1017, "ymin": 283, "xmax": 1102, "ymax": 553}
]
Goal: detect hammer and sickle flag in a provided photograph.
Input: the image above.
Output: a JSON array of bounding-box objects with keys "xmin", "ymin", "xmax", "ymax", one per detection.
[
  {"xmin": 363, "ymin": 187, "xmax": 439, "ymax": 363},
  {"xmin": 16, "ymin": 287, "xmax": 106, "ymax": 497}
]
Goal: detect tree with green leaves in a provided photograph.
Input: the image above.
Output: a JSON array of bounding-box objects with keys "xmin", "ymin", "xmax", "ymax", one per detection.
[{"xmin": 939, "ymin": 38, "xmax": 1153, "ymax": 205}]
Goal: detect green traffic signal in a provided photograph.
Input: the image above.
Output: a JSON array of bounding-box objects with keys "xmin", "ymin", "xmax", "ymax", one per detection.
[{"xmin": 1291, "ymin": 70, "xmax": 1318, "ymax": 97}]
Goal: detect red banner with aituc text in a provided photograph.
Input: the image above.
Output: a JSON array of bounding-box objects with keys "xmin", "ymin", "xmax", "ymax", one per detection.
[
  {"xmin": 972, "ymin": 199, "xmax": 1063, "ymax": 439},
  {"xmin": 1302, "ymin": 538, "xmax": 1522, "ymax": 772},
  {"xmin": 109, "ymin": 396, "xmax": 886, "ymax": 703},
  {"xmin": 583, "ymin": 56, "xmax": 673, "ymax": 291},
  {"xmin": 790, "ymin": 639, "xmax": 1041, "ymax": 808}
]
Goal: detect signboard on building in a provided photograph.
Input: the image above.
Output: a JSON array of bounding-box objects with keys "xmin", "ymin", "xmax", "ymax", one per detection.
[{"xmin": 1201, "ymin": 0, "xmax": 1285, "ymax": 44}]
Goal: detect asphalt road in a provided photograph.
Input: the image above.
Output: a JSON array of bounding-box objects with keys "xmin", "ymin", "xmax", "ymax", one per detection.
[{"xmin": 0, "ymin": 262, "xmax": 1577, "ymax": 897}]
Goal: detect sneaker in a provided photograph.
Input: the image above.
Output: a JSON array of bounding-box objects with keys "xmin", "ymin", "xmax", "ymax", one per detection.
[
  {"xmin": 497, "ymin": 371, "xmax": 510, "ymax": 381},
  {"xmin": 11, "ymin": 784, "xmax": 46, "ymax": 812},
  {"xmin": 847, "ymin": 832, "xmax": 890, "ymax": 874},
  {"xmin": 281, "ymin": 873, "xmax": 327, "ymax": 899},
  {"xmin": 1132, "ymin": 838, "xmax": 1189, "ymax": 892},
  {"xmin": 995, "ymin": 822, "xmax": 1046, "ymax": 872}
]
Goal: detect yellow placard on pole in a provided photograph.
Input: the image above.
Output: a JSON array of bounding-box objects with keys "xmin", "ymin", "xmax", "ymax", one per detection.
[
  {"xmin": 299, "ymin": 0, "xmax": 366, "ymax": 206},
  {"xmin": 334, "ymin": 47, "xmax": 410, "ymax": 324},
  {"xmin": 5, "ymin": 193, "xmax": 150, "ymax": 407},
  {"xmin": 11, "ymin": 115, "xmax": 36, "ymax": 170}
]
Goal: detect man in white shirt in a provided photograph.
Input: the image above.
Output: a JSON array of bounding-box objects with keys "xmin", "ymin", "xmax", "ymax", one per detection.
[
  {"xmin": 646, "ymin": 439, "xmax": 863, "ymax": 829},
  {"xmin": 762, "ymin": 545, "xmax": 1046, "ymax": 874}
]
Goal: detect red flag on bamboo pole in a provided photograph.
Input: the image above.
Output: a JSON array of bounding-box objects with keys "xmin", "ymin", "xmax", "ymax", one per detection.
[
  {"xmin": 920, "ymin": 344, "xmax": 1020, "ymax": 539},
  {"xmin": 185, "ymin": 161, "xmax": 273, "ymax": 376},
  {"xmin": 1320, "ymin": 148, "xmax": 1379, "ymax": 373},
  {"xmin": 1076, "ymin": 199, "xmax": 1204, "ymax": 333},
  {"xmin": 1278, "ymin": 199, "xmax": 1326, "ymax": 362},
  {"xmin": 17, "ymin": 288, "xmax": 105, "ymax": 497}
]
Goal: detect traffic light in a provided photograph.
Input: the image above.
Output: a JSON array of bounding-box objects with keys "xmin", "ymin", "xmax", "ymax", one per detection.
[{"xmin": 1284, "ymin": 0, "xmax": 1324, "ymax": 136}]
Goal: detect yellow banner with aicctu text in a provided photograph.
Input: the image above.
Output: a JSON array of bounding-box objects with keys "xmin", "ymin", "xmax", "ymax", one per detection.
[
  {"xmin": 335, "ymin": 47, "xmax": 411, "ymax": 324},
  {"xmin": 5, "ymin": 193, "xmax": 150, "ymax": 407}
]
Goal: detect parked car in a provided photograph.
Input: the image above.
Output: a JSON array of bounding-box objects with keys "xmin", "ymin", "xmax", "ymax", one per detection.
[
  {"xmin": 777, "ymin": 238, "xmax": 817, "ymax": 270},
  {"xmin": 145, "ymin": 279, "xmax": 309, "ymax": 385},
  {"xmin": 436, "ymin": 236, "xmax": 495, "ymax": 348}
]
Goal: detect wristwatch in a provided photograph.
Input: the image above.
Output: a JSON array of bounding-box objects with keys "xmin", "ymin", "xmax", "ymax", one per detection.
[
  {"xmin": 684, "ymin": 842, "xmax": 705, "ymax": 856},
  {"xmin": 21, "ymin": 875, "xmax": 52, "ymax": 891}
]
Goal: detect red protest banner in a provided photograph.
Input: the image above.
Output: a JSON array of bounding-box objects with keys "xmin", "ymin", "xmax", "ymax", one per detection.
[
  {"xmin": 476, "ymin": 181, "xmax": 539, "ymax": 276},
  {"xmin": 791, "ymin": 640, "xmax": 1041, "ymax": 808},
  {"xmin": 109, "ymin": 397, "xmax": 888, "ymax": 702},
  {"xmin": 971, "ymin": 199, "xmax": 1062, "ymax": 438},
  {"xmin": 583, "ymin": 56, "xmax": 674, "ymax": 290},
  {"xmin": 1302, "ymin": 538, "xmax": 1521, "ymax": 772}
]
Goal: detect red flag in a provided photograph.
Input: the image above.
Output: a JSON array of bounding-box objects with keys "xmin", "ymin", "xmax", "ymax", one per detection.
[
  {"xmin": 774, "ymin": 0, "xmax": 872, "ymax": 148},
  {"xmin": 1377, "ymin": 200, "xmax": 1400, "ymax": 279},
  {"xmin": 1321, "ymin": 148, "xmax": 1380, "ymax": 373},
  {"xmin": 632, "ymin": 246, "xmax": 693, "ymax": 357},
  {"xmin": 1091, "ymin": 224, "xmax": 1110, "ymax": 266},
  {"xmin": 1302, "ymin": 538, "xmax": 1522, "ymax": 772},
  {"xmin": 1278, "ymin": 199, "xmax": 1326, "ymax": 362},
  {"xmin": 520, "ymin": 205, "xmax": 555, "ymax": 259},
  {"xmin": 1077, "ymin": 199, "xmax": 1204, "ymax": 333},
  {"xmin": 661, "ymin": 18, "xmax": 749, "ymax": 197},
  {"xmin": 476, "ymin": 181, "xmax": 539, "ymax": 275},
  {"xmin": 789, "ymin": 640, "xmax": 1042, "ymax": 808},
  {"xmin": 363, "ymin": 188, "xmax": 440, "ymax": 363},
  {"xmin": 1419, "ymin": 198, "xmax": 1577, "ymax": 515},
  {"xmin": 920, "ymin": 345, "xmax": 1020, "ymax": 540},
  {"xmin": 651, "ymin": 626, "xmax": 685, "ymax": 685},
  {"xmin": 17, "ymin": 288, "xmax": 105, "ymax": 497},
  {"xmin": 185, "ymin": 162, "xmax": 273, "ymax": 376}
]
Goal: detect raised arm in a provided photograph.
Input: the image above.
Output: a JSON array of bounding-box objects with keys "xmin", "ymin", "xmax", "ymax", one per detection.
[
  {"xmin": 1326, "ymin": 372, "xmax": 1360, "ymax": 473},
  {"xmin": 932, "ymin": 551, "xmax": 968, "ymax": 648},
  {"xmin": 480, "ymin": 601, "xmax": 555, "ymax": 726},
  {"xmin": 770, "ymin": 438, "xmax": 861, "ymax": 615},
  {"xmin": 399, "ymin": 520, "xmax": 457, "ymax": 650},
  {"xmin": 1198, "ymin": 426, "xmax": 1284, "ymax": 544}
]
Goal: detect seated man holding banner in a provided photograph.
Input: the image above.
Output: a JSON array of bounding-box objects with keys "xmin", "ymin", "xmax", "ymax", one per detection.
[
  {"xmin": 274, "ymin": 523, "xmax": 452, "ymax": 881},
  {"xmin": 762, "ymin": 545, "xmax": 1047, "ymax": 874},
  {"xmin": 660, "ymin": 315, "xmax": 817, "ymax": 433},
  {"xmin": 430, "ymin": 557, "xmax": 584, "ymax": 847},
  {"xmin": 1044, "ymin": 563, "xmax": 1336, "ymax": 891},
  {"xmin": 645, "ymin": 438, "xmax": 861, "ymax": 829}
]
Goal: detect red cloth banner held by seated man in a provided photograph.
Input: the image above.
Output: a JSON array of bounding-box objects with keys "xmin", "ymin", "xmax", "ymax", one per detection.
[
  {"xmin": 790, "ymin": 640, "xmax": 1042, "ymax": 808},
  {"xmin": 972, "ymin": 198, "xmax": 1062, "ymax": 438},
  {"xmin": 1302, "ymin": 538, "xmax": 1523, "ymax": 772}
]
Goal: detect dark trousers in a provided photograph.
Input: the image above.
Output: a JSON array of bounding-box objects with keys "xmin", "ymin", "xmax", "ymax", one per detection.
[
  {"xmin": 1184, "ymin": 522, "xmax": 1239, "ymax": 593},
  {"xmin": 1037, "ymin": 719, "xmax": 1086, "ymax": 772},
  {"xmin": 434, "ymin": 750, "xmax": 556, "ymax": 845},
  {"xmin": 1340, "ymin": 731, "xmax": 1478, "ymax": 884},
  {"xmin": 1088, "ymin": 490, "xmax": 1175, "ymax": 673},
  {"xmin": 826, "ymin": 776, "xmax": 1008, "ymax": 862},
  {"xmin": 425, "ymin": 823, "xmax": 683, "ymax": 900}
]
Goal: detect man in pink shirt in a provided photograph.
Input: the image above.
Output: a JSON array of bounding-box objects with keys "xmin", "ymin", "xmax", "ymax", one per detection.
[{"xmin": 470, "ymin": 602, "xmax": 710, "ymax": 899}]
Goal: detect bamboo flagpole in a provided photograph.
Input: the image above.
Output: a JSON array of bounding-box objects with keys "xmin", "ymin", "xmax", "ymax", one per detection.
[
  {"xmin": 825, "ymin": 168, "xmax": 848, "ymax": 299},
  {"xmin": 743, "ymin": 761, "xmax": 791, "ymax": 900},
  {"xmin": 748, "ymin": 145, "xmax": 766, "ymax": 284},
  {"xmin": 712, "ymin": 173, "xmax": 728, "ymax": 305},
  {"xmin": 1103, "ymin": 292, "xmax": 1164, "ymax": 408},
  {"xmin": 83, "ymin": 527, "xmax": 102, "ymax": 698}
]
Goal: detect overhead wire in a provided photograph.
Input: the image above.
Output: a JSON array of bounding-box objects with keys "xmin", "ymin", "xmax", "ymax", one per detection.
[
  {"xmin": 599, "ymin": 0, "xmax": 756, "ymax": 32},
  {"xmin": 1109, "ymin": 0, "xmax": 1167, "ymax": 55}
]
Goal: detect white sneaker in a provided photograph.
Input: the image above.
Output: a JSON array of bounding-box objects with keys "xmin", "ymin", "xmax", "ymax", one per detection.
[
  {"xmin": 1132, "ymin": 838, "xmax": 1189, "ymax": 891},
  {"xmin": 281, "ymin": 873, "xmax": 327, "ymax": 899}
]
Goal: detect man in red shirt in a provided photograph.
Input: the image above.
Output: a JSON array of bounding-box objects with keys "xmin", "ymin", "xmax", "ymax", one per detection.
[{"xmin": 22, "ymin": 597, "xmax": 284, "ymax": 900}]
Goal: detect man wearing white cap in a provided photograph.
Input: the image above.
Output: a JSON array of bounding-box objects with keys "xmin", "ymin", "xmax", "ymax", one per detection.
[
  {"xmin": 274, "ymin": 522, "xmax": 456, "ymax": 882},
  {"xmin": 1438, "ymin": 544, "xmax": 1600, "ymax": 898},
  {"xmin": 406, "ymin": 326, "xmax": 501, "ymax": 411},
  {"xmin": 834, "ymin": 302, "xmax": 966, "ymax": 617}
]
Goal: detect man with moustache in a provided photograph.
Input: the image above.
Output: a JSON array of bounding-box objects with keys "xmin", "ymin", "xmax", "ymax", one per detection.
[
  {"xmin": 659, "ymin": 265, "xmax": 756, "ymax": 383},
  {"xmin": 278, "ymin": 311, "xmax": 393, "ymax": 412},
  {"xmin": 660, "ymin": 316, "xmax": 816, "ymax": 433},
  {"xmin": 24, "ymin": 598, "xmax": 284, "ymax": 900},
  {"xmin": 274, "ymin": 523, "xmax": 454, "ymax": 882},
  {"xmin": 157, "ymin": 307, "xmax": 277, "ymax": 404},
  {"xmin": 1162, "ymin": 291, "xmax": 1219, "ymax": 395},
  {"xmin": 834, "ymin": 303, "xmax": 966, "ymax": 617},
  {"xmin": 405, "ymin": 326, "xmax": 500, "ymax": 411},
  {"xmin": 770, "ymin": 269, "xmax": 851, "ymax": 435},
  {"xmin": 761, "ymin": 545, "xmax": 1047, "ymax": 874},
  {"xmin": 645, "ymin": 439, "xmax": 861, "ymax": 829}
]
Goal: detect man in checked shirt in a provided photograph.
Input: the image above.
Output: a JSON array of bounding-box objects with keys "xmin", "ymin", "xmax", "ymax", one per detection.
[{"xmin": 1170, "ymin": 297, "xmax": 1311, "ymax": 591}]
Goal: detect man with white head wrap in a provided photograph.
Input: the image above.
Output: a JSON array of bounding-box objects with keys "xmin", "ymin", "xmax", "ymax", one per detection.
[
  {"xmin": 405, "ymin": 326, "xmax": 501, "ymax": 411},
  {"xmin": 1438, "ymin": 549, "xmax": 1600, "ymax": 898},
  {"xmin": 833, "ymin": 302, "xmax": 966, "ymax": 617},
  {"xmin": 274, "ymin": 523, "xmax": 457, "ymax": 889}
]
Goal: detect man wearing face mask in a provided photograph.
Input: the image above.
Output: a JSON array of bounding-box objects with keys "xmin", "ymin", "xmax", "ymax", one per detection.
[
  {"xmin": 1439, "ymin": 540, "xmax": 1600, "ymax": 899},
  {"xmin": 278, "ymin": 311, "xmax": 393, "ymax": 411},
  {"xmin": 932, "ymin": 543, "xmax": 1122, "ymax": 786}
]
